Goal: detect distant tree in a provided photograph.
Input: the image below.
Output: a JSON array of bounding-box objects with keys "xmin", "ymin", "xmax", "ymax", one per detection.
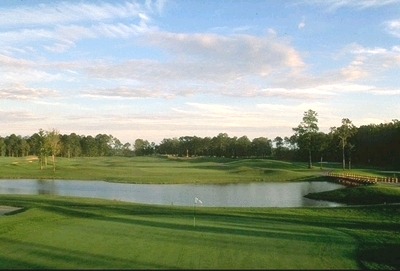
[
  {"xmin": 212, "ymin": 133, "xmax": 230, "ymax": 157},
  {"xmin": 80, "ymin": 135, "xmax": 98, "ymax": 157},
  {"xmin": 292, "ymin": 109, "xmax": 319, "ymax": 169},
  {"xmin": 5, "ymin": 134, "xmax": 19, "ymax": 157},
  {"xmin": 0, "ymin": 137, "xmax": 5, "ymax": 156},
  {"xmin": 95, "ymin": 134, "xmax": 112, "ymax": 156},
  {"xmin": 313, "ymin": 132, "xmax": 330, "ymax": 169},
  {"xmin": 122, "ymin": 142, "xmax": 133, "ymax": 156},
  {"xmin": 46, "ymin": 129, "xmax": 61, "ymax": 172},
  {"xmin": 332, "ymin": 118, "xmax": 357, "ymax": 170},
  {"xmin": 236, "ymin": 135, "xmax": 251, "ymax": 158},
  {"xmin": 251, "ymin": 137, "xmax": 272, "ymax": 158},
  {"xmin": 35, "ymin": 129, "xmax": 48, "ymax": 169},
  {"xmin": 20, "ymin": 137, "xmax": 30, "ymax": 157},
  {"xmin": 347, "ymin": 142, "xmax": 356, "ymax": 170},
  {"xmin": 133, "ymin": 138, "xmax": 155, "ymax": 156},
  {"xmin": 273, "ymin": 136, "xmax": 284, "ymax": 159}
]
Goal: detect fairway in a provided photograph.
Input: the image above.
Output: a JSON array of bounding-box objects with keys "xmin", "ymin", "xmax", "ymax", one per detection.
[
  {"xmin": 0, "ymin": 195, "xmax": 362, "ymax": 269},
  {"xmin": 0, "ymin": 156, "xmax": 341, "ymax": 184}
]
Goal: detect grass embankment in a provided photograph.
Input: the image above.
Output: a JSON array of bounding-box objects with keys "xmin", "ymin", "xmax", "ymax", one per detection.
[
  {"xmin": 0, "ymin": 195, "xmax": 399, "ymax": 269},
  {"xmin": 0, "ymin": 155, "xmax": 329, "ymax": 184},
  {"xmin": 306, "ymin": 183, "xmax": 400, "ymax": 205}
]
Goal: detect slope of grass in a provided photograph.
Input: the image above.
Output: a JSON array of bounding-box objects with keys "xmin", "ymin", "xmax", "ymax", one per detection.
[
  {"xmin": 305, "ymin": 183, "xmax": 400, "ymax": 205},
  {"xmin": 0, "ymin": 156, "xmax": 325, "ymax": 184},
  {"xmin": 1, "ymin": 194, "xmax": 398, "ymax": 269}
]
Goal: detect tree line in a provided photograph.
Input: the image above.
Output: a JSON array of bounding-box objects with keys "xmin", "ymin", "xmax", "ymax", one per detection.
[{"xmin": 1, "ymin": 110, "xmax": 399, "ymax": 170}]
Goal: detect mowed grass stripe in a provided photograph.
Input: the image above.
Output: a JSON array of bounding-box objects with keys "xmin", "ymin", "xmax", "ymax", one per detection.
[{"xmin": 0, "ymin": 195, "xmax": 361, "ymax": 269}]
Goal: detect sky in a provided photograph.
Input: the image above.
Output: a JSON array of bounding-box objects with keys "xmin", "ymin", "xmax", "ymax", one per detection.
[{"xmin": 1, "ymin": 0, "xmax": 400, "ymax": 144}]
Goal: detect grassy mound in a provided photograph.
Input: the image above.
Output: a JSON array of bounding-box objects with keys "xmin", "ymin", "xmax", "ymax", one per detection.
[{"xmin": 305, "ymin": 183, "xmax": 400, "ymax": 205}]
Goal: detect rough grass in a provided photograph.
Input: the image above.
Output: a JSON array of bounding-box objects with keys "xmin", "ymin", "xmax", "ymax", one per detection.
[{"xmin": 1, "ymin": 194, "xmax": 398, "ymax": 269}]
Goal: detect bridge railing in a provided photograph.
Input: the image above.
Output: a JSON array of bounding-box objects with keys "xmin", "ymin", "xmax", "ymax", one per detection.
[{"xmin": 327, "ymin": 172, "xmax": 398, "ymax": 185}]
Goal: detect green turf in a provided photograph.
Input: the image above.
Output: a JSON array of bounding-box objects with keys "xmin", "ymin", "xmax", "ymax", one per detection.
[
  {"xmin": 305, "ymin": 183, "xmax": 400, "ymax": 205},
  {"xmin": 0, "ymin": 156, "xmax": 327, "ymax": 183},
  {"xmin": 2, "ymin": 195, "xmax": 398, "ymax": 269}
]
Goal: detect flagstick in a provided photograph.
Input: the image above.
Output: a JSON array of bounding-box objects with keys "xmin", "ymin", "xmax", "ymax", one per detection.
[{"xmin": 193, "ymin": 197, "xmax": 196, "ymax": 227}]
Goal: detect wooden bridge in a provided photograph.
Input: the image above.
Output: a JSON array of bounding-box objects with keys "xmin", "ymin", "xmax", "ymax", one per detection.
[{"xmin": 327, "ymin": 172, "xmax": 398, "ymax": 187}]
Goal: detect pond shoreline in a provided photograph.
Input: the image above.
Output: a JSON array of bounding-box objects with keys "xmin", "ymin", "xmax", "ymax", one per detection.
[{"xmin": 0, "ymin": 179, "xmax": 345, "ymax": 208}]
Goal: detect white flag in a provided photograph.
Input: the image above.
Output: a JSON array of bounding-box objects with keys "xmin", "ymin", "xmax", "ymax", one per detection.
[{"xmin": 195, "ymin": 197, "xmax": 202, "ymax": 204}]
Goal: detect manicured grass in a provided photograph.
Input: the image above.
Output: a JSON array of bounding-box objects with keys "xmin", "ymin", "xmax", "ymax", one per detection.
[
  {"xmin": 305, "ymin": 183, "xmax": 400, "ymax": 205},
  {"xmin": 1, "ymin": 195, "xmax": 398, "ymax": 269},
  {"xmin": 0, "ymin": 156, "xmax": 327, "ymax": 184}
]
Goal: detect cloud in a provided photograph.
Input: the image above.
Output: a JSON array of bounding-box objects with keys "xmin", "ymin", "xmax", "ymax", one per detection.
[
  {"xmin": 384, "ymin": 19, "xmax": 400, "ymax": 38},
  {"xmin": 298, "ymin": 17, "xmax": 306, "ymax": 29},
  {"xmin": 0, "ymin": 1, "xmax": 144, "ymax": 27},
  {"xmin": 0, "ymin": 109, "xmax": 43, "ymax": 123},
  {"xmin": 298, "ymin": 0, "xmax": 400, "ymax": 11},
  {"xmin": 144, "ymin": 31, "xmax": 304, "ymax": 68},
  {"xmin": 0, "ymin": 83, "xmax": 60, "ymax": 100},
  {"xmin": 0, "ymin": 1, "xmax": 159, "ymax": 52},
  {"xmin": 81, "ymin": 86, "xmax": 173, "ymax": 99},
  {"xmin": 342, "ymin": 43, "xmax": 400, "ymax": 73},
  {"xmin": 86, "ymin": 31, "xmax": 304, "ymax": 89}
]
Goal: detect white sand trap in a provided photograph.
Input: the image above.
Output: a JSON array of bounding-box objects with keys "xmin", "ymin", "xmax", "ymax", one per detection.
[{"xmin": 0, "ymin": 206, "xmax": 23, "ymax": 215}]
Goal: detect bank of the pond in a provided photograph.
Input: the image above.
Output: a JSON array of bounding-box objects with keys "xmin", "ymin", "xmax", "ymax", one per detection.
[
  {"xmin": 305, "ymin": 183, "xmax": 400, "ymax": 205},
  {"xmin": 0, "ymin": 179, "xmax": 346, "ymax": 207}
]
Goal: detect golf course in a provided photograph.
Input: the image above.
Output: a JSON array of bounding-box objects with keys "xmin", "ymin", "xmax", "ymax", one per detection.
[{"xmin": 0, "ymin": 156, "xmax": 399, "ymax": 269}]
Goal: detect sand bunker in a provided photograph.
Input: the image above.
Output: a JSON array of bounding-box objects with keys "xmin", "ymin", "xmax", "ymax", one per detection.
[{"xmin": 0, "ymin": 206, "xmax": 23, "ymax": 215}]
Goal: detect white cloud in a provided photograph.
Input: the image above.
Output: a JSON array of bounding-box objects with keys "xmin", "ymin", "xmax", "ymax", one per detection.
[
  {"xmin": 0, "ymin": 1, "xmax": 159, "ymax": 52},
  {"xmin": 0, "ymin": 83, "xmax": 60, "ymax": 100},
  {"xmin": 384, "ymin": 19, "xmax": 400, "ymax": 38},
  {"xmin": 0, "ymin": 109, "xmax": 42, "ymax": 123},
  {"xmin": 81, "ymin": 86, "xmax": 173, "ymax": 99},
  {"xmin": 299, "ymin": 0, "xmax": 400, "ymax": 11},
  {"xmin": 298, "ymin": 17, "xmax": 306, "ymax": 29},
  {"xmin": 0, "ymin": 1, "xmax": 144, "ymax": 27},
  {"xmin": 86, "ymin": 31, "xmax": 304, "ymax": 89}
]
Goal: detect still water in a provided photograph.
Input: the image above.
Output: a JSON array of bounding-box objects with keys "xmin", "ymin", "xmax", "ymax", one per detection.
[{"xmin": 0, "ymin": 179, "xmax": 345, "ymax": 207}]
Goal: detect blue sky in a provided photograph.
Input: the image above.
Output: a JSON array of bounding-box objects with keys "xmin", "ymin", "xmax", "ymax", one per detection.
[{"xmin": 1, "ymin": 0, "xmax": 400, "ymax": 144}]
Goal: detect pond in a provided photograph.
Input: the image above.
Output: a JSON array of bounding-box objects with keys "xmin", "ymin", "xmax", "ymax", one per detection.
[{"xmin": 0, "ymin": 179, "xmax": 346, "ymax": 207}]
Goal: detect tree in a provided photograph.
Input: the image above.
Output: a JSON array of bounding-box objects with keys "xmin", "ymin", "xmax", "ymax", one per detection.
[
  {"xmin": 95, "ymin": 134, "xmax": 112, "ymax": 156},
  {"xmin": 46, "ymin": 129, "xmax": 61, "ymax": 172},
  {"xmin": 4, "ymin": 134, "xmax": 19, "ymax": 157},
  {"xmin": 0, "ymin": 137, "xmax": 6, "ymax": 156},
  {"xmin": 236, "ymin": 135, "xmax": 251, "ymax": 158},
  {"xmin": 212, "ymin": 133, "xmax": 230, "ymax": 157},
  {"xmin": 273, "ymin": 136, "xmax": 284, "ymax": 159},
  {"xmin": 313, "ymin": 132, "xmax": 330, "ymax": 169},
  {"xmin": 332, "ymin": 118, "xmax": 357, "ymax": 170},
  {"xmin": 251, "ymin": 137, "xmax": 272, "ymax": 158},
  {"xmin": 292, "ymin": 109, "xmax": 319, "ymax": 169},
  {"xmin": 134, "ymin": 139, "xmax": 151, "ymax": 156},
  {"xmin": 20, "ymin": 137, "xmax": 30, "ymax": 157},
  {"xmin": 33, "ymin": 129, "xmax": 48, "ymax": 169}
]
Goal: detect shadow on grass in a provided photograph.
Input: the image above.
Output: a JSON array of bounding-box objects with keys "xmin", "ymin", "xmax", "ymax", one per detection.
[
  {"xmin": 33, "ymin": 202, "xmax": 359, "ymax": 246},
  {"xmin": 357, "ymin": 242, "xmax": 400, "ymax": 270},
  {"xmin": 2, "ymin": 195, "xmax": 399, "ymax": 269},
  {"xmin": 0, "ymin": 237, "xmax": 177, "ymax": 269}
]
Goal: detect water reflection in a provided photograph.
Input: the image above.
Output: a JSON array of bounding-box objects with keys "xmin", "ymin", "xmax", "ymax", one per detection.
[{"xmin": 0, "ymin": 179, "xmax": 346, "ymax": 207}]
